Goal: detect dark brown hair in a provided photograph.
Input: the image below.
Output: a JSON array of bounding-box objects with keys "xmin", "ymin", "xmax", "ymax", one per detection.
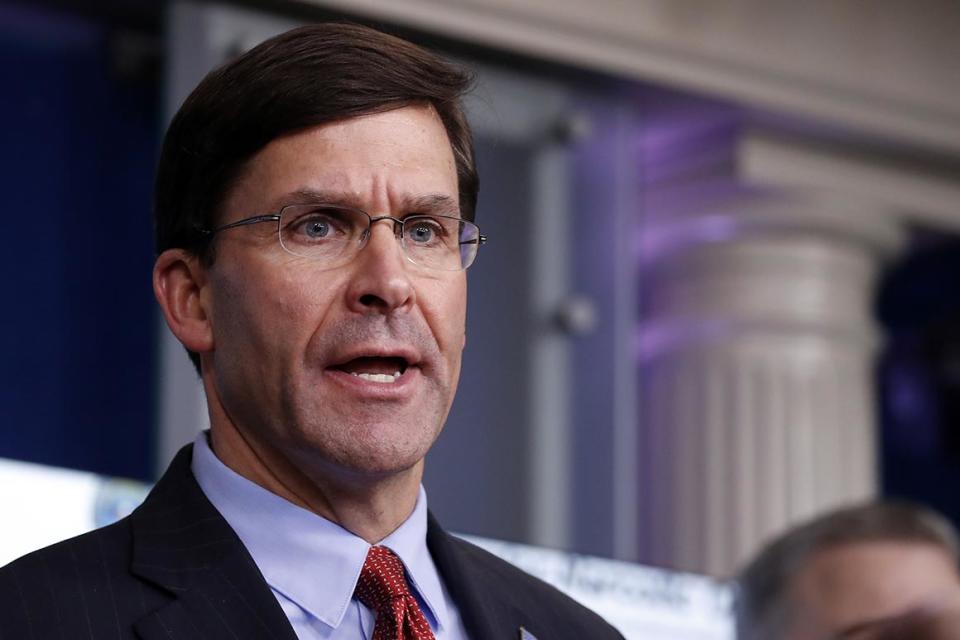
[{"xmin": 153, "ymin": 23, "xmax": 477, "ymax": 372}]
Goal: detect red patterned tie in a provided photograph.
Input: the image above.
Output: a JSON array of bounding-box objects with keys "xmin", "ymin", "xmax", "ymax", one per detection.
[{"xmin": 355, "ymin": 545, "xmax": 436, "ymax": 640}]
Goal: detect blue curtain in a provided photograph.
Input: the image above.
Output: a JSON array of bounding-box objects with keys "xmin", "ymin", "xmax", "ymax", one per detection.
[{"xmin": 0, "ymin": 4, "xmax": 159, "ymax": 480}]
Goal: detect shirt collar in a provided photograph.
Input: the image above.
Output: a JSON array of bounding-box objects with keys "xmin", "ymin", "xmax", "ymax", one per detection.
[{"xmin": 190, "ymin": 432, "xmax": 448, "ymax": 631}]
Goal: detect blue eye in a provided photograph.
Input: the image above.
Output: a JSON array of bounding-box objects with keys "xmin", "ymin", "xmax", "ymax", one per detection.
[
  {"xmin": 288, "ymin": 209, "xmax": 355, "ymax": 242},
  {"xmin": 406, "ymin": 218, "xmax": 447, "ymax": 246},
  {"xmin": 409, "ymin": 223, "xmax": 435, "ymax": 244},
  {"xmin": 303, "ymin": 217, "xmax": 331, "ymax": 238}
]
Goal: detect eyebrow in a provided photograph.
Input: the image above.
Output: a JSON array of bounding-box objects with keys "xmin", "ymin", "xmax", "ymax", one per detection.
[
  {"xmin": 404, "ymin": 193, "xmax": 460, "ymax": 217},
  {"xmin": 834, "ymin": 609, "xmax": 927, "ymax": 638},
  {"xmin": 269, "ymin": 188, "xmax": 461, "ymax": 217}
]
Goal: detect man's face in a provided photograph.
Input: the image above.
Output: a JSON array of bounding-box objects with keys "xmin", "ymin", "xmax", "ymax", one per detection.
[
  {"xmin": 785, "ymin": 541, "xmax": 960, "ymax": 639},
  {"xmin": 201, "ymin": 104, "xmax": 466, "ymax": 482}
]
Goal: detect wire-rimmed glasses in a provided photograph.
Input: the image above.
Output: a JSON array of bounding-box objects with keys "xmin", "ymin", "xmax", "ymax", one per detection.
[{"xmin": 202, "ymin": 203, "xmax": 486, "ymax": 271}]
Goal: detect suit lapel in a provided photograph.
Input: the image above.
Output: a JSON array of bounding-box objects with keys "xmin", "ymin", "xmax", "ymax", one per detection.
[
  {"xmin": 129, "ymin": 445, "xmax": 298, "ymax": 640},
  {"xmin": 427, "ymin": 513, "xmax": 524, "ymax": 640}
]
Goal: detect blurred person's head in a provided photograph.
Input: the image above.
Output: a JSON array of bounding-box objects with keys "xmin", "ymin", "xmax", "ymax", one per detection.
[{"xmin": 735, "ymin": 501, "xmax": 960, "ymax": 640}]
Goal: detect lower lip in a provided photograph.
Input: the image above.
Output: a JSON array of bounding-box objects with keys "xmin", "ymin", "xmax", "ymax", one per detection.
[{"xmin": 323, "ymin": 366, "xmax": 421, "ymax": 398}]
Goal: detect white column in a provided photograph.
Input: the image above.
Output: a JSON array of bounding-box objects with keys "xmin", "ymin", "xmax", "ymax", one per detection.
[{"xmin": 637, "ymin": 187, "xmax": 903, "ymax": 577}]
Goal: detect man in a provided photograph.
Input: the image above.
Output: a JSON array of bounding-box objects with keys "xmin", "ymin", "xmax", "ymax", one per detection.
[
  {"xmin": 0, "ymin": 23, "xmax": 623, "ymax": 640},
  {"xmin": 735, "ymin": 501, "xmax": 960, "ymax": 640}
]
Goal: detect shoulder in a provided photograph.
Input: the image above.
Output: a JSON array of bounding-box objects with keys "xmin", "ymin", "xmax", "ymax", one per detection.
[
  {"xmin": 0, "ymin": 517, "xmax": 163, "ymax": 638},
  {"xmin": 0, "ymin": 516, "xmax": 132, "ymax": 590},
  {"xmin": 440, "ymin": 533, "xmax": 624, "ymax": 639}
]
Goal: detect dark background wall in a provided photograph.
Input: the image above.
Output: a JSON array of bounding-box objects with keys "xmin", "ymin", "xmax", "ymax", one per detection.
[
  {"xmin": 877, "ymin": 233, "xmax": 960, "ymax": 527},
  {"xmin": 0, "ymin": 1, "xmax": 160, "ymax": 480}
]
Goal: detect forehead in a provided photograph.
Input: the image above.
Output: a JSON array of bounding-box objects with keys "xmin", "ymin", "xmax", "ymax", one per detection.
[
  {"xmin": 791, "ymin": 541, "xmax": 960, "ymax": 631},
  {"xmin": 225, "ymin": 104, "xmax": 459, "ymax": 216}
]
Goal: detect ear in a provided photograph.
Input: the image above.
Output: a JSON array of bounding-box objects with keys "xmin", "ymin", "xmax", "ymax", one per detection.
[{"xmin": 153, "ymin": 249, "xmax": 214, "ymax": 354}]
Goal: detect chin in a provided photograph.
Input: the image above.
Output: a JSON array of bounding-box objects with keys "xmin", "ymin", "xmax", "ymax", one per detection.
[
  {"xmin": 314, "ymin": 442, "xmax": 432, "ymax": 482},
  {"xmin": 290, "ymin": 416, "xmax": 441, "ymax": 479}
]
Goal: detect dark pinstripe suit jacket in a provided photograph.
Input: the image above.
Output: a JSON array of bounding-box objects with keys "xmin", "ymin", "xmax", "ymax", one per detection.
[{"xmin": 0, "ymin": 445, "xmax": 624, "ymax": 640}]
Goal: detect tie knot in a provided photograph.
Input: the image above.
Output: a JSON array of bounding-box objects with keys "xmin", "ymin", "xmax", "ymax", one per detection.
[{"xmin": 355, "ymin": 546, "xmax": 413, "ymax": 610}]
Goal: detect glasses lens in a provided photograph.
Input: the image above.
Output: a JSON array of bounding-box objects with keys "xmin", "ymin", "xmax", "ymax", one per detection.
[
  {"xmin": 458, "ymin": 221, "xmax": 481, "ymax": 270},
  {"xmin": 278, "ymin": 205, "xmax": 366, "ymax": 265},
  {"xmin": 277, "ymin": 206, "xmax": 481, "ymax": 271},
  {"xmin": 402, "ymin": 216, "xmax": 479, "ymax": 271}
]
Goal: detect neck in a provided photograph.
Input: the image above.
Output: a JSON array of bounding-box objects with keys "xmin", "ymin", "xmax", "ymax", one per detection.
[{"xmin": 204, "ymin": 382, "xmax": 421, "ymax": 544}]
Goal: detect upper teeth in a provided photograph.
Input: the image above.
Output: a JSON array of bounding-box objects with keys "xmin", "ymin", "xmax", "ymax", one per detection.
[{"xmin": 352, "ymin": 372, "xmax": 402, "ymax": 383}]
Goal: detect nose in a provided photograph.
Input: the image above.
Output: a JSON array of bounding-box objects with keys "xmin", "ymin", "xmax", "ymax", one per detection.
[{"xmin": 344, "ymin": 219, "xmax": 415, "ymax": 314}]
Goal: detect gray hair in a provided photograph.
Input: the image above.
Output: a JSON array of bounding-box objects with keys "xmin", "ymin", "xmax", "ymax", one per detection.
[{"xmin": 734, "ymin": 501, "xmax": 960, "ymax": 640}]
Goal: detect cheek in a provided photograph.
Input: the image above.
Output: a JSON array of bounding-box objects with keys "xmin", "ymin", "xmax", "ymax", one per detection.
[
  {"xmin": 210, "ymin": 262, "xmax": 332, "ymax": 362},
  {"xmin": 426, "ymin": 278, "xmax": 467, "ymax": 358},
  {"xmin": 210, "ymin": 280, "xmax": 274, "ymax": 371}
]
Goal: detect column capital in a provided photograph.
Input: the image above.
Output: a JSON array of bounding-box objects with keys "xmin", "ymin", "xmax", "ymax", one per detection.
[
  {"xmin": 640, "ymin": 182, "xmax": 905, "ymax": 268},
  {"xmin": 638, "ymin": 183, "xmax": 906, "ymax": 361}
]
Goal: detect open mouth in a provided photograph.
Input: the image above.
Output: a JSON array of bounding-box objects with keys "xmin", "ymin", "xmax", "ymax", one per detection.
[{"xmin": 332, "ymin": 356, "xmax": 410, "ymax": 384}]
